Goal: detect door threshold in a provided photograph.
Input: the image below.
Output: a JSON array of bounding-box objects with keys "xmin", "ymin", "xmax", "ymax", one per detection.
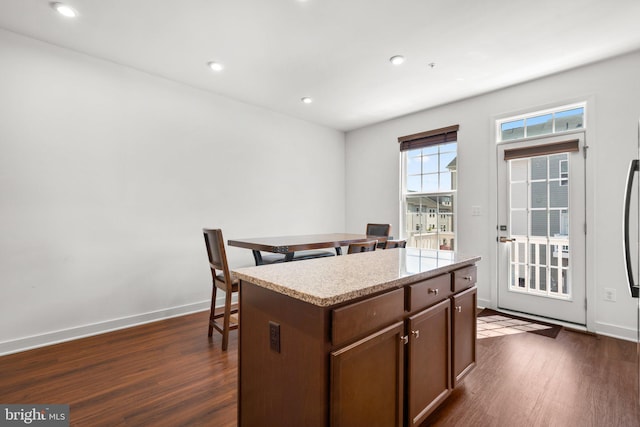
[{"xmin": 488, "ymin": 306, "xmax": 587, "ymax": 332}]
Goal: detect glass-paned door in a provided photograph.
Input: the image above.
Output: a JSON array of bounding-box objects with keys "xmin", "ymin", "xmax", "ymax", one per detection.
[{"xmin": 497, "ymin": 134, "xmax": 586, "ymax": 325}]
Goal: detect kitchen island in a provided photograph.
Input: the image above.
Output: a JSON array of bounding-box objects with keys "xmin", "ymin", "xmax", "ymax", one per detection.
[{"xmin": 233, "ymin": 248, "xmax": 480, "ymax": 427}]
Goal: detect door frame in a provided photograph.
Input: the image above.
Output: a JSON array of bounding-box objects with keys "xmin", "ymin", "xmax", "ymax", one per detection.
[{"xmin": 488, "ymin": 100, "xmax": 596, "ymax": 332}]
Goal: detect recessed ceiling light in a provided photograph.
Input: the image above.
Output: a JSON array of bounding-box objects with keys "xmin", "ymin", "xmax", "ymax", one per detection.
[
  {"xmin": 301, "ymin": 97, "xmax": 313, "ymax": 104},
  {"xmin": 207, "ymin": 61, "xmax": 224, "ymax": 72},
  {"xmin": 389, "ymin": 55, "xmax": 405, "ymax": 65},
  {"xmin": 50, "ymin": 2, "xmax": 78, "ymax": 18}
]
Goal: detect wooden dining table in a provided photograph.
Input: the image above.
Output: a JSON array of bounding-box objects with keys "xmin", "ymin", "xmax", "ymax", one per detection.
[{"xmin": 228, "ymin": 233, "xmax": 388, "ymax": 265}]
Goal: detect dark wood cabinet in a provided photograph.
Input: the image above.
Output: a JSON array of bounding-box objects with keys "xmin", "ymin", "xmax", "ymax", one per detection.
[
  {"xmin": 330, "ymin": 321, "xmax": 405, "ymax": 427},
  {"xmin": 331, "ymin": 288, "xmax": 405, "ymax": 347},
  {"xmin": 452, "ymin": 286, "xmax": 477, "ymax": 386},
  {"xmin": 407, "ymin": 273, "xmax": 452, "ymax": 312},
  {"xmin": 407, "ymin": 298, "xmax": 451, "ymax": 426},
  {"xmin": 238, "ymin": 260, "xmax": 478, "ymax": 427},
  {"xmin": 452, "ymin": 265, "xmax": 477, "ymax": 293}
]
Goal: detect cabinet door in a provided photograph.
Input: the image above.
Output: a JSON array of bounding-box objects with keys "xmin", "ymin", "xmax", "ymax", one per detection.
[
  {"xmin": 330, "ymin": 321, "xmax": 404, "ymax": 427},
  {"xmin": 452, "ymin": 286, "xmax": 477, "ymax": 386},
  {"xmin": 407, "ymin": 299, "xmax": 451, "ymax": 426}
]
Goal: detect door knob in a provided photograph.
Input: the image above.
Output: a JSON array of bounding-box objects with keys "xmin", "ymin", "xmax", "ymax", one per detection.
[{"xmin": 499, "ymin": 236, "xmax": 514, "ymax": 243}]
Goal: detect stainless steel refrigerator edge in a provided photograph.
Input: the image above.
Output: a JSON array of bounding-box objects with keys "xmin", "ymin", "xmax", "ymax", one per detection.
[{"xmin": 622, "ymin": 120, "xmax": 640, "ymax": 402}]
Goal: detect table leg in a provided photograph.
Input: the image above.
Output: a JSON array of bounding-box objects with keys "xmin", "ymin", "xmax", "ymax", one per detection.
[
  {"xmin": 335, "ymin": 247, "xmax": 342, "ymax": 256},
  {"xmin": 284, "ymin": 252, "xmax": 295, "ymax": 262},
  {"xmin": 252, "ymin": 250, "xmax": 264, "ymax": 266}
]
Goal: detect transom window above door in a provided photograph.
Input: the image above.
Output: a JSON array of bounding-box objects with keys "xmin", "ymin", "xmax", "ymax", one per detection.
[{"xmin": 498, "ymin": 103, "xmax": 585, "ymax": 142}]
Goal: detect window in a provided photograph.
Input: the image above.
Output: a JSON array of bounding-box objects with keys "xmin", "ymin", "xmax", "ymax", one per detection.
[
  {"xmin": 559, "ymin": 159, "xmax": 568, "ymax": 186},
  {"xmin": 508, "ymin": 153, "xmax": 571, "ymax": 296},
  {"xmin": 399, "ymin": 125, "xmax": 458, "ymax": 251},
  {"xmin": 498, "ymin": 104, "xmax": 585, "ymax": 142}
]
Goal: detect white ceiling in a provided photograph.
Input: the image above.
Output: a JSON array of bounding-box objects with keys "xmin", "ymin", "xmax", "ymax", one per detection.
[{"xmin": 2, "ymin": 0, "xmax": 640, "ymax": 131}]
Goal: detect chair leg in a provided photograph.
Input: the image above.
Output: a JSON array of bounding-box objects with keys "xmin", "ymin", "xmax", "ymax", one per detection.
[
  {"xmin": 208, "ymin": 284, "xmax": 217, "ymax": 337},
  {"xmin": 222, "ymin": 290, "xmax": 232, "ymax": 351}
]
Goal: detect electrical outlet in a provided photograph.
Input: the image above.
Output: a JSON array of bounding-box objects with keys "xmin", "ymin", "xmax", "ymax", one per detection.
[
  {"xmin": 472, "ymin": 206, "xmax": 481, "ymax": 216},
  {"xmin": 269, "ymin": 321, "xmax": 281, "ymax": 353},
  {"xmin": 604, "ymin": 288, "xmax": 616, "ymax": 302}
]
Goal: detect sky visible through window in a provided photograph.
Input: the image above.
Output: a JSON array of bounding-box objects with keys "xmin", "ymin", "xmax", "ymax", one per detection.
[{"xmin": 500, "ymin": 106, "xmax": 584, "ymax": 141}]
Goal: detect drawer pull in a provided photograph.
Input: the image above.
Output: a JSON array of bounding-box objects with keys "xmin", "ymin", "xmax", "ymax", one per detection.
[
  {"xmin": 411, "ymin": 330, "xmax": 420, "ymax": 339},
  {"xmin": 456, "ymin": 306, "xmax": 462, "ymax": 313},
  {"xmin": 401, "ymin": 335, "xmax": 409, "ymax": 345},
  {"xmin": 464, "ymin": 276, "xmax": 473, "ymax": 281},
  {"xmin": 428, "ymin": 288, "xmax": 439, "ymax": 296}
]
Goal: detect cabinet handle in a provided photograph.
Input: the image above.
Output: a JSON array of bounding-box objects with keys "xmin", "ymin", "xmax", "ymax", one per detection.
[
  {"xmin": 428, "ymin": 288, "xmax": 439, "ymax": 295},
  {"xmin": 456, "ymin": 306, "xmax": 462, "ymax": 312},
  {"xmin": 411, "ymin": 330, "xmax": 420, "ymax": 339},
  {"xmin": 464, "ymin": 276, "xmax": 473, "ymax": 281},
  {"xmin": 400, "ymin": 335, "xmax": 408, "ymax": 345}
]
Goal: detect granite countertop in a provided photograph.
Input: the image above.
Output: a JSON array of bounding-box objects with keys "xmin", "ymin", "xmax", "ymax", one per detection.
[{"xmin": 233, "ymin": 248, "xmax": 480, "ymax": 307}]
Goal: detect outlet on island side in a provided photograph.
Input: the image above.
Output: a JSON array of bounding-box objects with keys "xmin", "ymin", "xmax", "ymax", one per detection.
[{"xmin": 269, "ymin": 321, "xmax": 281, "ymax": 353}]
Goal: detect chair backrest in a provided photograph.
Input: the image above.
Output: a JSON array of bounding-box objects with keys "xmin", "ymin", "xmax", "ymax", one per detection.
[
  {"xmin": 366, "ymin": 223, "xmax": 391, "ymax": 238},
  {"xmin": 384, "ymin": 239, "xmax": 407, "ymax": 249},
  {"xmin": 347, "ymin": 240, "xmax": 378, "ymax": 254},
  {"xmin": 203, "ymin": 228, "xmax": 232, "ymax": 289}
]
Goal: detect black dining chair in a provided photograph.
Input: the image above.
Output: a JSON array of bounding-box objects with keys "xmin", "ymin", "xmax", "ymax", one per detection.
[
  {"xmin": 384, "ymin": 239, "xmax": 407, "ymax": 249},
  {"xmin": 203, "ymin": 228, "xmax": 238, "ymax": 351},
  {"xmin": 366, "ymin": 223, "xmax": 391, "ymax": 248},
  {"xmin": 347, "ymin": 240, "xmax": 378, "ymax": 254}
]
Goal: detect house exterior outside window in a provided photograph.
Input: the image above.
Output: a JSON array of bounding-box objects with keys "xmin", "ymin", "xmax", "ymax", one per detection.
[{"xmin": 399, "ymin": 126, "xmax": 458, "ymax": 250}]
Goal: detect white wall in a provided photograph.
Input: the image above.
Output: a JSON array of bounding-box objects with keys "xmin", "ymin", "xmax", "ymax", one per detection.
[
  {"xmin": 4, "ymin": 27, "xmax": 639, "ymax": 354},
  {"xmin": 0, "ymin": 29, "xmax": 345, "ymax": 354},
  {"xmin": 346, "ymin": 50, "xmax": 640, "ymax": 340}
]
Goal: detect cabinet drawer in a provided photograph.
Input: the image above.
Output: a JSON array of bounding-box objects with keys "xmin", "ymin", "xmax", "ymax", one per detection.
[
  {"xmin": 407, "ymin": 274, "xmax": 452, "ymax": 313},
  {"xmin": 332, "ymin": 288, "xmax": 404, "ymax": 347},
  {"xmin": 452, "ymin": 265, "xmax": 477, "ymax": 292}
]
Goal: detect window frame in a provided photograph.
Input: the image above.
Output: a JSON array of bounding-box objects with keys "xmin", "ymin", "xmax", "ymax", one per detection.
[
  {"xmin": 496, "ymin": 102, "xmax": 586, "ymax": 143},
  {"xmin": 399, "ymin": 127, "xmax": 458, "ymax": 251}
]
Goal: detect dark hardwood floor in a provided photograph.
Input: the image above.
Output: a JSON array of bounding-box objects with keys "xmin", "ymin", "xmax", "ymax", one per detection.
[
  {"xmin": 0, "ymin": 312, "xmax": 237, "ymax": 426},
  {"xmin": 425, "ymin": 328, "xmax": 640, "ymax": 427},
  {"xmin": 1, "ymin": 311, "xmax": 638, "ymax": 426}
]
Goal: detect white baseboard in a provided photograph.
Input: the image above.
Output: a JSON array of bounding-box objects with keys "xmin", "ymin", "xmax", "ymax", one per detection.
[
  {"xmin": 477, "ymin": 298, "xmax": 491, "ymax": 309},
  {"xmin": 8, "ymin": 296, "xmax": 632, "ymax": 357},
  {"xmin": 594, "ymin": 321, "xmax": 639, "ymax": 342},
  {"xmin": 0, "ymin": 300, "xmax": 212, "ymax": 357}
]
